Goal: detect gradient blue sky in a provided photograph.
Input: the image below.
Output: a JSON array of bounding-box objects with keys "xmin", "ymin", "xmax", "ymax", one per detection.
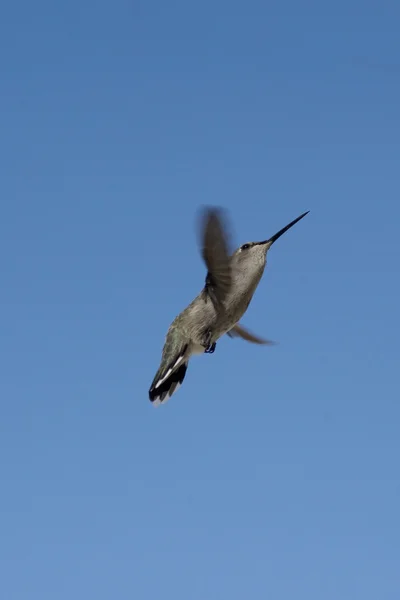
[{"xmin": 1, "ymin": 1, "xmax": 399, "ymax": 598}]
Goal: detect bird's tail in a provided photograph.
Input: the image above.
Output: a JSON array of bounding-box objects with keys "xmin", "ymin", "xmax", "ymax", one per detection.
[
  {"xmin": 148, "ymin": 340, "xmax": 189, "ymax": 405},
  {"xmin": 149, "ymin": 360, "xmax": 189, "ymax": 405}
]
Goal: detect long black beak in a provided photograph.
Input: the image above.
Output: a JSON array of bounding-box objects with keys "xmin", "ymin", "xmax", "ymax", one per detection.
[{"xmin": 259, "ymin": 211, "xmax": 309, "ymax": 248}]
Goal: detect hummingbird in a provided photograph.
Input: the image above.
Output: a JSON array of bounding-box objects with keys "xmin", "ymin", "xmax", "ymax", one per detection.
[{"xmin": 148, "ymin": 207, "xmax": 309, "ymax": 405}]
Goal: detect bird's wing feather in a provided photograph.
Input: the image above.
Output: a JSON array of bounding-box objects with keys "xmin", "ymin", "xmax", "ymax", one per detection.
[
  {"xmin": 227, "ymin": 323, "xmax": 276, "ymax": 345},
  {"xmin": 199, "ymin": 207, "xmax": 232, "ymax": 310}
]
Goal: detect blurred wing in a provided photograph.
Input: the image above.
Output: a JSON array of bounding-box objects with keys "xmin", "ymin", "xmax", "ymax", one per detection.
[
  {"xmin": 227, "ymin": 323, "xmax": 276, "ymax": 345},
  {"xmin": 199, "ymin": 207, "xmax": 232, "ymax": 309}
]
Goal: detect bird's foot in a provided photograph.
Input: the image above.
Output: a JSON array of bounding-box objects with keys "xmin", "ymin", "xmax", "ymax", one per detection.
[
  {"xmin": 203, "ymin": 330, "xmax": 216, "ymax": 354},
  {"xmin": 204, "ymin": 342, "xmax": 216, "ymax": 354}
]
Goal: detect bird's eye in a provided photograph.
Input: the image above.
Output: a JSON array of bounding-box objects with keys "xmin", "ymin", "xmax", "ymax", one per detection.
[{"xmin": 241, "ymin": 244, "xmax": 250, "ymax": 251}]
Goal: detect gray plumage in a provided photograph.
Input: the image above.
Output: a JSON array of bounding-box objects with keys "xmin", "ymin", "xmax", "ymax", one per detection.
[{"xmin": 149, "ymin": 206, "xmax": 309, "ymax": 405}]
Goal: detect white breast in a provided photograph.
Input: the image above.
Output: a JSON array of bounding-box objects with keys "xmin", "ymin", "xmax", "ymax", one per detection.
[{"xmin": 190, "ymin": 343, "xmax": 206, "ymax": 357}]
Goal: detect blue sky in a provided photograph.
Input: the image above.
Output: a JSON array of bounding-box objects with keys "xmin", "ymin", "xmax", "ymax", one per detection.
[{"xmin": 1, "ymin": 1, "xmax": 399, "ymax": 598}]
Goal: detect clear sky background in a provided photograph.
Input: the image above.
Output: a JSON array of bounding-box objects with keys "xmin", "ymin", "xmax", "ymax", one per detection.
[{"xmin": 1, "ymin": 1, "xmax": 399, "ymax": 598}]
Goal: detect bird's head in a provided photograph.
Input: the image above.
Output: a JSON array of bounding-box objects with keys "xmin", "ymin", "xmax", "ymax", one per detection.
[{"xmin": 231, "ymin": 211, "xmax": 310, "ymax": 282}]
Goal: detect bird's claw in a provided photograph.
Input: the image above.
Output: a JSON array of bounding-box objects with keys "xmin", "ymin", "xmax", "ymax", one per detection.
[
  {"xmin": 204, "ymin": 342, "xmax": 216, "ymax": 354},
  {"xmin": 203, "ymin": 330, "xmax": 216, "ymax": 353}
]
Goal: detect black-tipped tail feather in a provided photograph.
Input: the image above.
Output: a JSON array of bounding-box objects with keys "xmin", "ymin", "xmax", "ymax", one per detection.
[{"xmin": 149, "ymin": 362, "xmax": 188, "ymax": 405}]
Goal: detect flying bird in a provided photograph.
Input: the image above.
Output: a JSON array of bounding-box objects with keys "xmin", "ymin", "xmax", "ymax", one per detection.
[{"xmin": 149, "ymin": 207, "xmax": 309, "ymax": 405}]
